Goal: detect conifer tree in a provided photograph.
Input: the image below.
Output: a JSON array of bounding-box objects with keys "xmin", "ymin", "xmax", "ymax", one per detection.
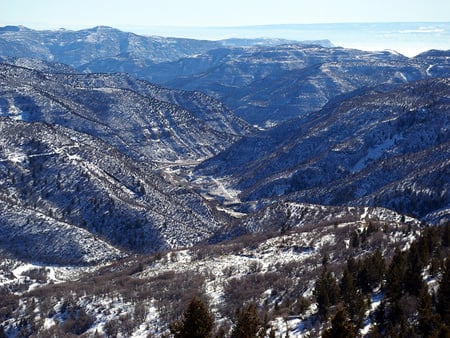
[
  {"xmin": 443, "ymin": 222, "xmax": 450, "ymax": 247},
  {"xmin": 417, "ymin": 284, "xmax": 440, "ymax": 337},
  {"xmin": 404, "ymin": 243, "xmax": 425, "ymax": 296},
  {"xmin": 170, "ymin": 296, "xmax": 214, "ymax": 338},
  {"xmin": 314, "ymin": 265, "xmax": 340, "ymax": 320},
  {"xmin": 340, "ymin": 266, "xmax": 355, "ymax": 305},
  {"xmin": 0, "ymin": 325, "xmax": 6, "ymax": 338},
  {"xmin": 231, "ymin": 302, "xmax": 260, "ymax": 338},
  {"xmin": 385, "ymin": 247, "xmax": 407, "ymax": 301},
  {"xmin": 437, "ymin": 256, "xmax": 450, "ymax": 323},
  {"xmin": 322, "ymin": 307, "xmax": 356, "ymax": 338}
]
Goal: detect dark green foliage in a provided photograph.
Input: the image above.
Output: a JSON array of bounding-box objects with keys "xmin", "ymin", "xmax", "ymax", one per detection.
[
  {"xmin": 356, "ymin": 249, "xmax": 385, "ymax": 293},
  {"xmin": 372, "ymin": 299, "xmax": 387, "ymax": 335},
  {"xmin": 340, "ymin": 263, "xmax": 367, "ymax": 329},
  {"xmin": 314, "ymin": 265, "xmax": 340, "ymax": 320},
  {"xmin": 322, "ymin": 307, "xmax": 356, "ymax": 338},
  {"xmin": 417, "ymin": 285, "xmax": 440, "ymax": 337},
  {"xmin": 437, "ymin": 255, "xmax": 450, "ymax": 323},
  {"xmin": 170, "ymin": 296, "xmax": 214, "ymax": 338},
  {"xmin": 385, "ymin": 247, "xmax": 407, "ymax": 301},
  {"xmin": 0, "ymin": 325, "xmax": 6, "ymax": 338},
  {"xmin": 442, "ymin": 222, "xmax": 450, "ymax": 247},
  {"xmin": 404, "ymin": 242, "xmax": 425, "ymax": 296},
  {"xmin": 231, "ymin": 302, "xmax": 261, "ymax": 338}
]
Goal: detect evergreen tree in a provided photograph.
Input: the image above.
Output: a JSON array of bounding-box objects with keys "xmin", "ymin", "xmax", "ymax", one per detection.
[
  {"xmin": 386, "ymin": 248, "xmax": 407, "ymax": 301},
  {"xmin": 404, "ymin": 243, "xmax": 425, "ymax": 296},
  {"xmin": 322, "ymin": 307, "xmax": 356, "ymax": 338},
  {"xmin": 442, "ymin": 222, "xmax": 450, "ymax": 247},
  {"xmin": 0, "ymin": 325, "xmax": 6, "ymax": 338},
  {"xmin": 231, "ymin": 302, "xmax": 260, "ymax": 338},
  {"xmin": 314, "ymin": 266, "xmax": 340, "ymax": 320},
  {"xmin": 340, "ymin": 266, "xmax": 355, "ymax": 305},
  {"xmin": 340, "ymin": 265, "xmax": 367, "ymax": 329},
  {"xmin": 372, "ymin": 300, "xmax": 387, "ymax": 336},
  {"xmin": 437, "ymin": 256, "xmax": 450, "ymax": 323},
  {"xmin": 170, "ymin": 296, "xmax": 214, "ymax": 338},
  {"xmin": 357, "ymin": 249, "xmax": 385, "ymax": 293},
  {"xmin": 417, "ymin": 284, "xmax": 440, "ymax": 337}
]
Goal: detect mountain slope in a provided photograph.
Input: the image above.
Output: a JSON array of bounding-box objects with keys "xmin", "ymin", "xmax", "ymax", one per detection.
[
  {"xmin": 0, "ymin": 62, "xmax": 250, "ymax": 164},
  {"xmin": 4, "ymin": 26, "xmax": 449, "ymax": 128},
  {"xmin": 148, "ymin": 45, "xmax": 438, "ymax": 125},
  {"xmin": 0, "ymin": 117, "xmax": 225, "ymax": 264},
  {"xmin": 196, "ymin": 78, "xmax": 450, "ymax": 223},
  {"xmin": 0, "ymin": 25, "xmax": 221, "ymax": 66}
]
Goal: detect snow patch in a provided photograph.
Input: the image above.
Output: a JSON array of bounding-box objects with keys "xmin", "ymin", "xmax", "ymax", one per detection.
[{"xmin": 351, "ymin": 134, "xmax": 403, "ymax": 173}]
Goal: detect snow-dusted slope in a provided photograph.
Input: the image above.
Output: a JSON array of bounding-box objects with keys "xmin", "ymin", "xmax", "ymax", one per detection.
[
  {"xmin": 0, "ymin": 204, "xmax": 426, "ymax": 337},
  {"xmin": 197, "ymin": 78, "xmax": 450, "ymax": 223},
  {"xmin": 0, "ymin": 118, "xmax": 223, "ymax": 264},
  {"xmin": 0, "ymin": 62, "xmax": 251, "ymax": 164}
]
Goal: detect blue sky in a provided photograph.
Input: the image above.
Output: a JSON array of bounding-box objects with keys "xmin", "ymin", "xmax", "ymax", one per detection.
[{"xmin": 1, "ymin": 0, "xmax": 450, "ymax": 30}]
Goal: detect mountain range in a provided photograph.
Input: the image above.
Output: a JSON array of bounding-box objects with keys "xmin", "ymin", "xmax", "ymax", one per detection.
[{"xmin": 0, "ymin": 25, "xmax": 449, "ymax": 337}]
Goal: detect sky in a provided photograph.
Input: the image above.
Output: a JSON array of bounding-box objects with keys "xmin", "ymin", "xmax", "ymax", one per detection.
[{"xmin": 1, "ymin": 0, "xmax": 450, "ymax": 31}]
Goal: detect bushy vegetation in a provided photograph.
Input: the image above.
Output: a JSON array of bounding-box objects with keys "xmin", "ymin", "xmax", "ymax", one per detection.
[{"xmin": 1, "ymin": 221, "xmax": 450, "ymax": 337}]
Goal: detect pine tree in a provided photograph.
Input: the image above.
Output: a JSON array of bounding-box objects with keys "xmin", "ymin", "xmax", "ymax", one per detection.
[
  {"xmin": 437, "ymin": 256, "xmax": 450, "ymax": 323},
  {"xmin": 231, "ymin": 302, "xmax": 260, "ymax": 338},
  {"xmin": 340, "ymin": 266, "xmax": 355, "ymax": 305},
  {"xmin": 417, "ymin": 284, "xmax": 440, "ymax": 337},
  {"xmin": 0, "ymin": 325, "xmax": 6, "ymax": 338},
  {"xmin": 322, "ymin": 307, "xmax": 356, "ymax": 338},
  {"xmin": 170, "ymin": 296, "xmax": 214, "ymax": 338},
  {"xmin": 443, "ymin": 222, "xmax": 450, "ymax": 247},
  {"xmin": 386, "ymin": 247, "xmax": 407, "ymax": 301},
  {"xmin": 404, "ymin": 243, "xmax": 425, "ymax": 296},
  {"xmin": 357, "ymin": 249, "xmax": 385, "ymax": 293},
  {"xmin": 314, "ymin": 266, "xmax": 340, "ymax": 320}
]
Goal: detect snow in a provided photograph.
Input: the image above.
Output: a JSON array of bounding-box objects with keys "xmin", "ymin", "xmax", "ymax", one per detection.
[
  {"xmin": 361, "ymin": 291, "xmax": 383, "ymax": 336},
  {"xmin": 351, "ymin": 134, "xmax": 403, "ymax": 173}
]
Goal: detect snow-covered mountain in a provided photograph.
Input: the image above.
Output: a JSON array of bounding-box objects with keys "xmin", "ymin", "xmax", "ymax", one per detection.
[
  {"xmin": 0, "ymin": 25, "xmax": 450, "ymax": 338},
  {"xmin": 0, "ymin": 62, "xmax": 250, "ymax": 163},
  {"xmin": 0, "ymin": 117, "xmax": 228, "ymax": 264},
  {"xmin": 196, "ymin": 78, "xmax": 450, "ymax": 224},
  {"xmin": 0, "ymin": 25, "xmax": 222, "ymax": 66}
]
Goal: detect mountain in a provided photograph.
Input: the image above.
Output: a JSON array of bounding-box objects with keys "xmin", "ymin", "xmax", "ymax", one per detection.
[
  {"xmin": 196, "ymin": 78, "xmax": 450, "ymax": 224},
  {"xmin": 155, "ymin": 46, "xmax": 428, "ymax": 125},
  {"xmin": 0, "ymin": 26, "xmax": 337, "ymax": 126},
  {"xmin": 0, "ymin": 25, "xmax": 222, "ymax": 66},
  {"xmin": 2, "ymin": 26, "xmax": 449, "ymax": 128},
  {"xmin": 0, "ymin": 25, "xmax": 450, "ymax": 338},
  {"xmin": 1, "ymin": 202, "xmax": 439, "ymax": 337},
  {"xmin": 0, "ymin": 116, "xmax": 228, "ymax": 264},
  {"xmin": 0, "ymin": 62, "xmax": 251, "ymax": 163},
  {"xmin": 0, "ymin": 59, "xmax": 255, "ymax": 264}
]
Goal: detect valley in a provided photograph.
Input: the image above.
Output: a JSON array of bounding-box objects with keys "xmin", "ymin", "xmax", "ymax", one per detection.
[{"xmin": 0, "ymin": 25, "xmax": 449, "ymax": 337}]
